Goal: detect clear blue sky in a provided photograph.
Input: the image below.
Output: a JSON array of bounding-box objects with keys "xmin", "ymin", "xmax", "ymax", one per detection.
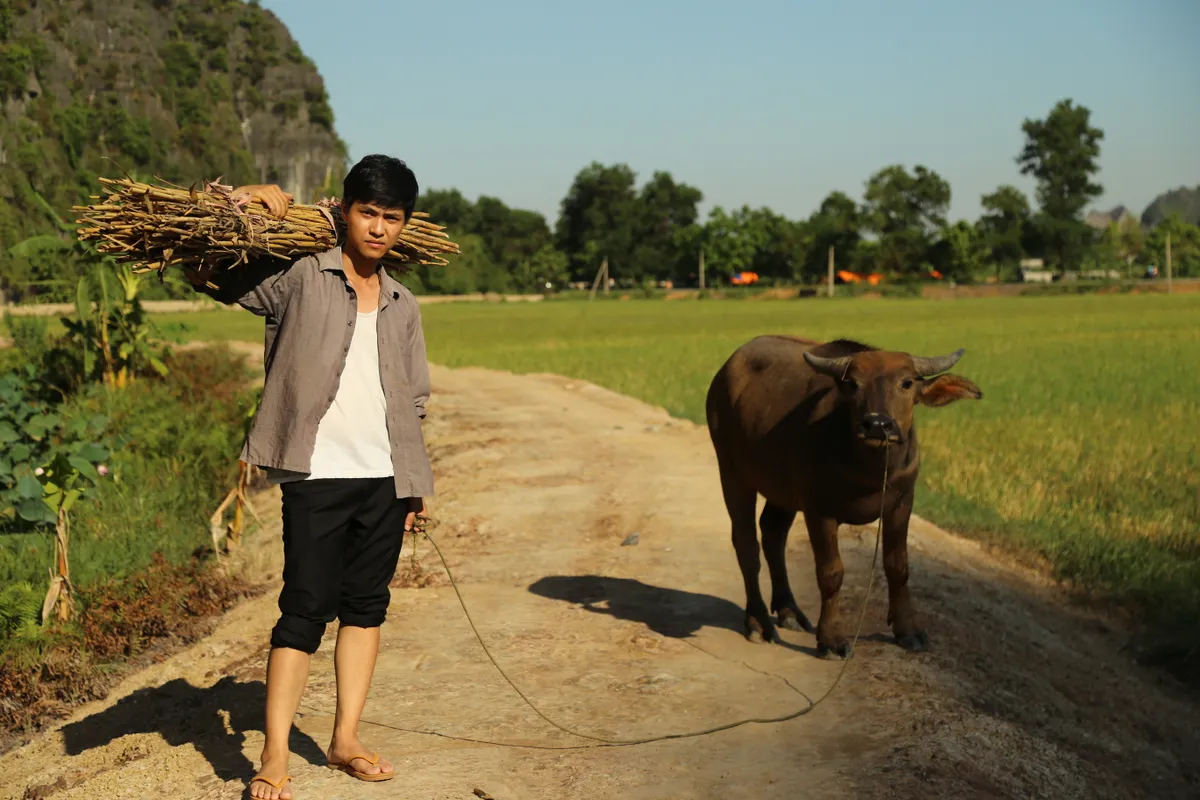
[{"xmin": 261, "ymin": 0, "xmax": 1199, "ymax": 225}]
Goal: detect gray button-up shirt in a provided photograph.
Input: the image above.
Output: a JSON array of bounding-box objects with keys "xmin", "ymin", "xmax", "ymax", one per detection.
[{"xmin": 198, "ymin": 246, "xmax": 434, "ymax": 499}]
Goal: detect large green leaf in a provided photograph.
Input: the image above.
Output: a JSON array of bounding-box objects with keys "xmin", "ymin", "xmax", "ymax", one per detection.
[
  {"xmin": 97, "ymin": 269, "xmax": 113, "ymax": 312},
  {"xmin": 8, "ymin": 443, "xmax": 32, "ymax": 463},
  {"xmin": 8, "ymin": 234, "xmax": 74, "ymax": 258},
  {"xmin": 32, "ymin": 189, "xmax": 75, "ymax": 233},
  {"xmin": 77, "ymin": 442, "xmax": 109, "ymax": 462},
  {"xmin": 68, "ymin": 455, "xmax": 99, "ymax": 481},
  {"xmin": 16, "ymin": 474, "xmax": 43, "ymax": 500},
  {"xmin": 0, "ymin": 377, "xmax": 21, "ymax": 404},
  {"xmin": 75, "ymin": 276, "xmax": 91, "ymax": 322},
  {"xmin": 0, "ymin": 422, "xmax": 18, "ymax": 444},
  {"xmin": 148, "ymin": 356, "xmax": 169, "ymax": 376},
  {"xmin": 61, "ymin": 488, "xmax": 83, "ymax": 514},
  {"xmin": 17, "ymin": 497, "xmax": 55, "ymax": 524},
  {"xmin": 67, "ymin": 416, "xmax": 88, "ymax": 438},
  {"xmin": 25, "ymin": 413, "xmax": 60, "ymax": 440}
]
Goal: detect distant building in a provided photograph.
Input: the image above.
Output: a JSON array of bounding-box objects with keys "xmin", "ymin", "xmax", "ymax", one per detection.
[
  {"xmin": 1085, "ymin": 206, "xmax": 1137, "ymax": 232},
  {"xmin": 1019, "ymin": 258, "xmax": 1054, "ymax": 283}
]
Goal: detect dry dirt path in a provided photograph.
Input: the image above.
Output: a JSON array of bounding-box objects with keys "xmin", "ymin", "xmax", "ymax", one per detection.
[{"xmin": 3, "ymin": 364, "xmax": 1199, "ymax": 800}]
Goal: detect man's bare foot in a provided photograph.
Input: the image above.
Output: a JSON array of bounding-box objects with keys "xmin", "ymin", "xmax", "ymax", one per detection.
[
  {"xmin": 327, "ymin": 735, "xmax": 394, "ymax": 779},
  {"xmin": 248, "ymin": 753, "xmax": 293, "ymax": 800}
]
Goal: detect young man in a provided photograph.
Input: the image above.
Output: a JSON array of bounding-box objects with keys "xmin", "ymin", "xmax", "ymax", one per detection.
[{"xmin": 188, "ymin": 155, "xmax": 434, "ymax": 800}]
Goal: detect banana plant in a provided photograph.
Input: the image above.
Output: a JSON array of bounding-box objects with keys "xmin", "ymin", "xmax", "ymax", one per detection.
[{"xmin": 62, "ymin": 263, "xmax": 168, "ymax": 390}]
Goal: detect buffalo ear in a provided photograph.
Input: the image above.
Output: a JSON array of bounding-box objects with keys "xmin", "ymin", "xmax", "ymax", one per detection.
[{"xmin": 918, "ymin": 374, "xmax": 982, "ymax": 407}]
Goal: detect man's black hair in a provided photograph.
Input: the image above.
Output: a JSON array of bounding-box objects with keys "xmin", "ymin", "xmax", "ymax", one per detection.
[{"xmin": 342, "ymin": 154, "xmax": 419, "ymax": 220}]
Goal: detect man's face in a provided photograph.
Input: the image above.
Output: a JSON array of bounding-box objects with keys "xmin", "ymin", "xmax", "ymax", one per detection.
[{"xmin": 342, "ymin": 200, "xmax": 407, "ymax": 259}]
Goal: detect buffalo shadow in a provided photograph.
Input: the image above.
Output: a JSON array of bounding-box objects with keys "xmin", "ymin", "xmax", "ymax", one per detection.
[{"xmin": 528, "ymin": 574, "xmax": 813, "ymax": 653}]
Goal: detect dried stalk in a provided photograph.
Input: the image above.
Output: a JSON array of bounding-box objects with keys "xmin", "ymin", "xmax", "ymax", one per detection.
[
  {"xmin": 72, "ymin": 176, "xmax": 460, "ymax": 277},
  {"xmin": 41, "ymin": 507, "xmax": 75, "ymax": 624}
]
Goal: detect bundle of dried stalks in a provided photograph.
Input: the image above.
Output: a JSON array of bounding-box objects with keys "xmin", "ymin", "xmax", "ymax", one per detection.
[{"xmin": 72, "ymin": 177, "xmax": 459, "ymax": 276}]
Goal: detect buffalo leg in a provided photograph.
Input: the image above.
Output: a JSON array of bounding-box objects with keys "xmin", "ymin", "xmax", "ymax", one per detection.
[
  {"xmin": 884, "ymin": 493, "xmax": 928, "ymax": 651},
  {"xmin": 760, "ymin": 502, "xmax": 813, "ymax": 633},
  {"xmin": 804, "ymin": 514, "xmax": 850, "ymax": 658},
  {"xmin": 720, "ymin": 475, "xmax": 776, "ymax": 643}
]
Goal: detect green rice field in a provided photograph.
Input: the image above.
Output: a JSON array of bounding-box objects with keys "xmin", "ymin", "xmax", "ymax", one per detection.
[{"xmin": 40, "ymin": 293, "xmax": 1200, "ymax": 654}]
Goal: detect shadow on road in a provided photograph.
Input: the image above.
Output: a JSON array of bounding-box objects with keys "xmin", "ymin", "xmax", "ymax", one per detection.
[
  {"xmin": 59, "ymin": 676, "xmax": 326, "ymax": 782},
  {"xmin": 527, "ymin": 574, "xmax": 812, "ymax": 654}
]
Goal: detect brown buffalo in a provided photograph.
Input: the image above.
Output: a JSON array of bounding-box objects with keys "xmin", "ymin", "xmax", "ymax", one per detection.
[{"xmin": 705, "ymin": 336, "xmax": 982, "ymax": 657}]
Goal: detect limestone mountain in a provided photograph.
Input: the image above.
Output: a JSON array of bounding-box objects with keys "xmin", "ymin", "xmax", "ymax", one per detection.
[
  {"xmin": 1141, "ymin": 185, "xmax": 1200, "ymax": 228},
  {"xmin": 0, "ymin": 0, "xmax": 348, "ymax": 257}
]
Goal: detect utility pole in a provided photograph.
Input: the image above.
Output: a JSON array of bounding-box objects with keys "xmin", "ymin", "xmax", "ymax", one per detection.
[
  {"xmin": 1166, "ymin": 232, "xmax": 1173, "ymax": 294},
  {"xmin": 588, "ymin": 256, "xmax": 610, "ymax": 300},
  {"xmin": 827, "ymin": 245, "xmax": 835, "ymax": 298},
  {"xmin": 699, "ymin": 248, "xmax": 706, "ymax": 291}
]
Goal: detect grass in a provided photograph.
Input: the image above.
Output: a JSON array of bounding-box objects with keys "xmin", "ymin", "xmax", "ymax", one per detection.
[
  {"xmin": 425, "ymin": 294, "xmax": 1200, "ymax": 666},
  {"xmin": 0, "ymin": 343, "xmax": 259, "ymax": 742},
  {"xmin": 0, "ymin": 346, "xmax": 254, "ymax": 605},
  {"xmin": 29, "ymin": 292, "xmax": 1200, "ymax": 668}
]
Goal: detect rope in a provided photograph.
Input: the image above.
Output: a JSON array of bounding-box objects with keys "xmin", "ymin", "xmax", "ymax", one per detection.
[{"xmin": 310, "ymin": 449, "xmax": 892, "ymax": 749}]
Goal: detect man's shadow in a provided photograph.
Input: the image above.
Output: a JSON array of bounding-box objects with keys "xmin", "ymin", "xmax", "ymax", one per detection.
[
  {"xmin": 59, "ymin": 676, "xmax": 326, "ymax": 782},
  {"xmin": 528, "ymin": 574, "xmax": 808, "ymax": 653}
]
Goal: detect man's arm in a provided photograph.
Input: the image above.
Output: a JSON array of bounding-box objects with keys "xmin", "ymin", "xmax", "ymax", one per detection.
[
  {"xmin": 186, "ymin": 257, "xmax": 292, "ymax": 318},
  {"xmin": 184, "ymin": 184, "xmax": 296, "ymax": 317},
  {"xmin": 405, "ymin": 294, "xmax": 431, "ymax": 529},
  {"xmin": 407, "ymin": 296, "xmax": 431, "ymax": 420}
]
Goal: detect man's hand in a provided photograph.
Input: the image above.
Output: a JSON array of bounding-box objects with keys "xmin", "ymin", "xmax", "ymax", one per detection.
[
  {"xmin": 233, "ymin": 184, "xmax": 293, "ymax": 219},
  {"xmin": 404, "ymin": 497, "xmax": 428, "ymax": 534}
]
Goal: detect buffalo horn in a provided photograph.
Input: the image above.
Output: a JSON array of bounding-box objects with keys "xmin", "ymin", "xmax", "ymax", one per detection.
[
  {"xmin": 911, "ymin": 348, "xmax": 965, "ymax": 377},
  {"xmin": 803, "ymin": 351, "xmax": 854, "ymax": 377}
]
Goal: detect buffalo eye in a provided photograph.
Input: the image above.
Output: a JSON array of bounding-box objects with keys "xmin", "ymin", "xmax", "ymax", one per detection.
[{"xmin": 901, "ymin": 378, "xmax": 915, "ymax": 391}]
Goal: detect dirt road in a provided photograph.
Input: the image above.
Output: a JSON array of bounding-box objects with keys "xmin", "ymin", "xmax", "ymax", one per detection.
[{"xmin": 4, "ymin": 364, "xmax": 1198, "ymax": 800}]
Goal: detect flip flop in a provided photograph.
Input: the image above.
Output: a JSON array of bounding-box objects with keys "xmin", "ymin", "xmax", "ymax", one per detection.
[
  {"xmin": 327, "ymin": 751, "xmax": 395, "ymax": 782},
  {"xmin": 246, "ymin": 774, "xmax": 292, "ymax": 798}
]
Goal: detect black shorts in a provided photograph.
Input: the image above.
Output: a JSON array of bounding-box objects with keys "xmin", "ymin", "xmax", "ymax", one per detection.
[{"xmin": 269, "ymin": 477, "xmax": 409, "ymax": 654}]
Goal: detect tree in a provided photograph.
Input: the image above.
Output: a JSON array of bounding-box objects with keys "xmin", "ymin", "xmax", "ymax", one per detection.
[
  {"xmin": 1096, "ymin": 216, "xmax": 1143, "ymax": 275},
  {"xmin": 631, "ymin": 170, "xmax": 703, "ymax": 282},
  {"xmin": 416, "ymin": 188, "xmax": 476, "ymax": 233},
  {"xmin": 415, "ymin": 233, "xmax": 502, "ymax": 295},
  {"xmin": 748, "ymin": 209, "xmax": 810, "ymax": 282},
  {"xmin": 1016, "ymin": 98, "xmax": 1104, "ymax": 272},
  {"xmin": 861, "ymin": 165, "xmax": 951, "ymax": 274},
  {"xmin": 555, "ymin": 162, "xmax": 639, "ymax": 282},
  {"xmin": 511, "ymin": 244, "xmax": 570, "ymax": 293},
  {"xmin": 802, "ymin": 191, "xmax": 862, "ymax": 282},
  {"xmin": 1144, "ymin": 214, "xmax": 1200, "ymax": 278},
  {"xmin": 701, "ymin": 206, "xmax": 770, "ymax": 281},
  {"xmin": 932, "ymin": 220, "xmax": 988, "ymax": 281},
  {"xmin": 977, "ymin": 185, "xmax": 1031, "ymax": 273},
  {"xmin": 473, "ymin": 196, "xmax": 552, "ymax": 275},
  {"xmin": 415, "ymin": 189, "xmax": 553, "ymax": 291}
]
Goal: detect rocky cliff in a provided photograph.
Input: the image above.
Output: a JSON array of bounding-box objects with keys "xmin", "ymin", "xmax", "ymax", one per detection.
[
  {"xmin": 1141, "ymin": 186, "xmax": 1200, "ymax": 229},
  {"xmin": 0, "ymin": 0, "xmax": 348, "ymax": 251}
]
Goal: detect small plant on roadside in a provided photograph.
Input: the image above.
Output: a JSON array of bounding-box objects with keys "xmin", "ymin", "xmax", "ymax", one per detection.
[{"xmin": 0, "ymin": 371, "xmax": 110, "ymax": 623}]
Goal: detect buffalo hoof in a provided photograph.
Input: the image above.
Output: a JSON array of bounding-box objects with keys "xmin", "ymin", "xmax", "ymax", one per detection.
[
  {"xmin": 777, "ymin": 606, "xmax": 815, "ymax": 633},
  {"xmin": 746, "ymin": 611, "xmax": 779, "ymax": 644},
  {"xmin": 818, "ymin": 639, "xmax": 853, "ymax": 660},
  {"xmin": 895, "ymin": 630, "xmax": 929, "ymax": 652}
]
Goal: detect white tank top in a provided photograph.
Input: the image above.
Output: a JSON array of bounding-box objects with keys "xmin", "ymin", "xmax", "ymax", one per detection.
[{"xmin": 271, "ymin": 309, "xmax": 393, "ymax": 482}]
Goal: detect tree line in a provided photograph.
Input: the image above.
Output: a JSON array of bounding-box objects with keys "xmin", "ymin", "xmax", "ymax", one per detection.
[{"xmin": 408, "ymin": 98, "xmax": 1199, "ymax": 294}]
